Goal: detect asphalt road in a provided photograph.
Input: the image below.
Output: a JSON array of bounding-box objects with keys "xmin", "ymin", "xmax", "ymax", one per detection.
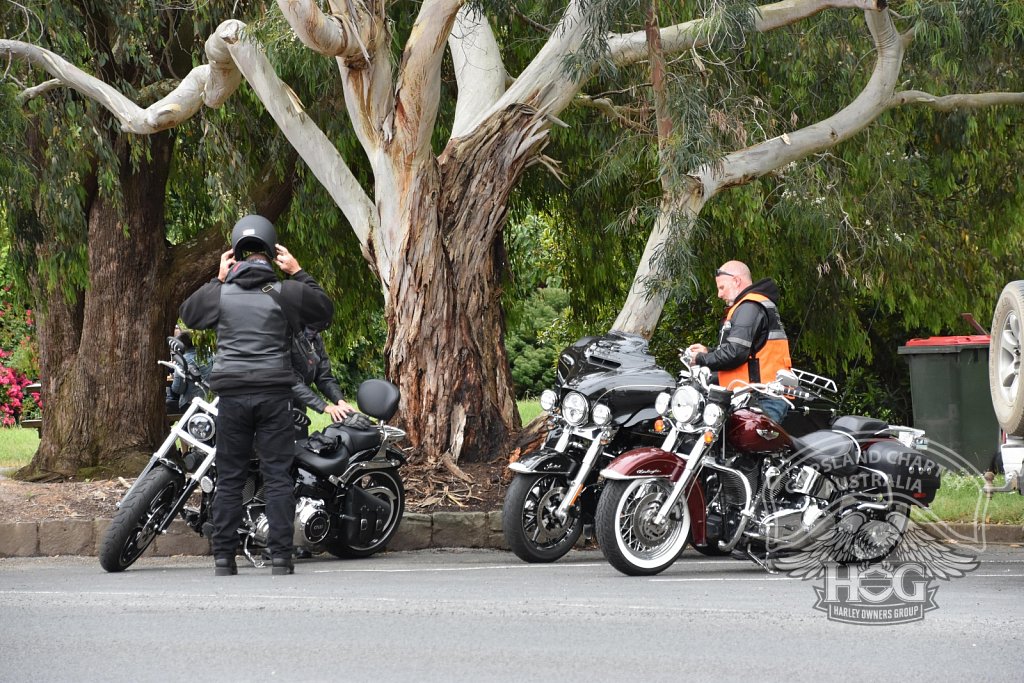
[{"xmin": 1, "ymin": 547, "xmax": 1022, "ymax": 682}]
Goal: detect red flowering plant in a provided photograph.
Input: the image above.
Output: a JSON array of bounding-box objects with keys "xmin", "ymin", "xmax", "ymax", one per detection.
[{"xmin": 0, "ymin": 283, "xmax": 40, "ymax": 427}]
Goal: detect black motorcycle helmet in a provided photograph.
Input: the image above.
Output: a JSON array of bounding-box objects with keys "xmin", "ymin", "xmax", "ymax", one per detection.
[{"xmin": 231, "ymin": 214, "xmax": 277, "ymax": 261}]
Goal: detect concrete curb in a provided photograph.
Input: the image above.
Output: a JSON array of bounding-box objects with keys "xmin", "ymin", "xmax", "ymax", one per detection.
[
  {"xmin": 0, "ymin": 511, "xmax": 510, "ymax": 558},
  {"xmin": 0, "ymin": 515, "xmax": 1020, "ymax": 559}
]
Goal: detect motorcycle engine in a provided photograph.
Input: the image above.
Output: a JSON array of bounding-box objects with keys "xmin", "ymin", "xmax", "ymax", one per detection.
[{"xmin": 294, "ymin": 497, "xmax": 331, "ymax": 545}]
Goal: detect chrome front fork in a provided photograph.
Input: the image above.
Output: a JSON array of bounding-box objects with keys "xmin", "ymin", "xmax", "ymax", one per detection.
[
  {"xmin": 554, "ymin": 427, "xmax": 608, "ymax": 521},
  {"xmin": 653, "ymin": 435, "xmax": 707, "ymax": 525}
]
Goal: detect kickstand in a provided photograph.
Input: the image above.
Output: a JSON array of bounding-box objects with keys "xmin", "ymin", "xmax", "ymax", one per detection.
[{"xmin": 746, "ymin": 547, "xmax": 778, "ymax": 575}]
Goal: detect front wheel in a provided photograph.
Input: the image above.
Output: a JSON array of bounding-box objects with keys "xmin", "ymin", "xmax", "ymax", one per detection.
[
  {"xmin": 502, "ymin": 473, "xmax": 584, "ymax": 563},
  {"xmin": 595, "ymin": 478, "xmax": 691, "ymax": 576},
  {"xmin": 324, "ymin": 469, "xmax": 405, "ymax": 559},
  {"xmin": 99, "ymin": 467, "xmax": 184, "ymax": 572}
]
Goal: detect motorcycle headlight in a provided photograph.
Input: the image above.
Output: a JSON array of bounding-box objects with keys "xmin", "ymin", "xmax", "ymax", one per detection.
[
  {"xmin": 562, "ymin": 391, "xmax": 589, "ymax": 426},
  {"xmin": 186, "ymin": 413, "xmax": 216, "ymax": 442},
  {"xmin": 593, "ymin": 403, "xmax": 612, "ymax": 426},
  {"xmin": 540, "ymin": 389, "xmax": 558, "ymax": 412},
  {"xmin": 655, "ymin": 391, "xmax": 671, "ymax": 416},
  {"xmin": 703, "ymin": 403, "xmax": 725, "ymax": 427},
  {"xmin": 670, "ymin": 386, "xmax": 703, "ymax": 424}
]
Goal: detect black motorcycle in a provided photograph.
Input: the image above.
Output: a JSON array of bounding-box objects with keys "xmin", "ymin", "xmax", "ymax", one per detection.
[
  {"xmin": 502, "ymin": 332, "xmax": 676, "ymax": 562},
  {"xmin": 99, "ymin": 337, "xmax": 407, "ymax": 571}
]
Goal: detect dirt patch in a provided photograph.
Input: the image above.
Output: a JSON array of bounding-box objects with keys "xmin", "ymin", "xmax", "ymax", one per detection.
[{"xmin": 0, "ymin": 460, "xmax": 507, "ymax": 524}]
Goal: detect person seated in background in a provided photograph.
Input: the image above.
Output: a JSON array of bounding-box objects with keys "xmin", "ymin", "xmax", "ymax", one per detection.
[{"xmin": 291, "ymin": 325, "xmax": 355, "ymax": 436}]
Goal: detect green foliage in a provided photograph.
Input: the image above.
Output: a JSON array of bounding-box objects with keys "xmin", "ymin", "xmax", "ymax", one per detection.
[{"xmin": 506, "ymin": 288, "xmax": 570, "ymax": 397}]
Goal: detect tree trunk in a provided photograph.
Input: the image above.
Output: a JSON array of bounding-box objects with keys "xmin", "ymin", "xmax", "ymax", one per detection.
[
  {"xmin": 384, "ymin": 106, "xmax": 548, "ymax": 464},
  {"xmin": 17, "ymin": 135, "xmax": 177, "ymax": 480}
]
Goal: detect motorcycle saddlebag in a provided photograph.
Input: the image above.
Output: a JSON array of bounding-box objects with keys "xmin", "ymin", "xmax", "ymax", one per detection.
[
  {"xmin": 863, "ymin": 441, "xmax": 941, "ymax": 505},
  {"xmin": 344, "ymin": 485, "xmax": 392, "ymax": 546}
]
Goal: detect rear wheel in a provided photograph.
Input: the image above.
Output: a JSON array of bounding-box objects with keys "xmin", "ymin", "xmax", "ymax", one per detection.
[
  {"xmin": 324, "ymin": 470, "xmax": 404, "ymax": 558},
  {"xmin": 840, "ymin": 504, "xmax": 910, "ymax": 564},
  {"xmin": 502, "ymin": 473, "xmax": 583, "ymax": 563},
  {"xmin": 99, "ymin": 467, "xmax": 184, "ymax": 572},
  {"xmin": 595, "ymin": 478, "xmax": 691, "ymax": 576},
  {"xmin": 990, "ymin": 282, "xmax": 1024, "ymax": 436}
]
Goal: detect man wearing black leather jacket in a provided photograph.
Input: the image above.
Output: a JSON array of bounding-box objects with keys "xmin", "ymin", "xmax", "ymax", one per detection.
[
  {"xmin": 292, "ymin": 327, "xmax": 354, "ymax": 429},
  {"xmin": 687, "ymin": 260, "xmax": 793, "ymax": 423},
  {"xmin": 179, "ymin": 215, "xmax": 333, "ymax": 576}
]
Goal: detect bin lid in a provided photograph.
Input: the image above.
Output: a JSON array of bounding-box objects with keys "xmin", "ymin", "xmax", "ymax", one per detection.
[{"xmin": 898, "ymin": 335, "xmax": 991, "ymax": 354}]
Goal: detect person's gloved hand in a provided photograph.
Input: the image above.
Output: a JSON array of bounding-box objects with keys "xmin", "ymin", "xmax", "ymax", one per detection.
[{"xmin": 342, "ymin": 412, "xmax": 373, "ymax": 430}]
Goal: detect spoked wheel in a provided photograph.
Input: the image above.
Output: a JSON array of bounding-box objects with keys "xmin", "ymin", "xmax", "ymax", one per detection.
[
  {"xmin": 596, "ymin": 478, "xmax": 691, "ymax": 576},
  {"xmin": 99, "ymin": 467, "xmax": 184, "ymax": 572},
  {"xmin": 502, "ymin": 473, "xmax": 583, "ymax": 563},
  {"xmin": 324, "ymin": 469, "xmax": 405, "ymax": 559}
]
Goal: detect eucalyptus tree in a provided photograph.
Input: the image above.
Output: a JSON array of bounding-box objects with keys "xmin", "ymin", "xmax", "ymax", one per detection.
[
  {"xmin": 4, "ymin": 0, "xmax": 1024, "ymax": 471},
  {"xmin": 0, "ymin": 1, "xmax": 358, "ymax": 478}
]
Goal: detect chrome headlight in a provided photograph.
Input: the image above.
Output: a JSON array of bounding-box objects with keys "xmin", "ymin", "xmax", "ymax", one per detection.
[
  {"xmin": 562, "ymin": 391, "xmax": 589, "ymax": 426},
  {"xmin": 592, "ymin": 403, "xmax": 612, "ymax": 426},
  {"xmin": 655, "ymin": 391, "xmax": 671, "ymax": 416},
  {"xmin": 670, "ymin": 386, "xmax": 703, "ymax": 424},
  {"xmin": 703, "ymin": 403, "xmax": 725, "ymax": 427},
  {"xmin": 540, "ymin": 389, "xmax": 558, "ymax": 412},
  {"xmin": 186, "ymin": 413, "xmax": 216, "ymax": 442}
]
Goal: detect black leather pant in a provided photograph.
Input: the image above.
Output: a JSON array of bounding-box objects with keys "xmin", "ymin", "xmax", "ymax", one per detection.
[{"xmin": 212, "ymin": 392, "xmax": 295, "ymax": 559}]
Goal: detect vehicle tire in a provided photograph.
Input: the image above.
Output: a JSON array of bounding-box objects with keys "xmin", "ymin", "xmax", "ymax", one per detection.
[
  {"xmin": 990, "ymin": 281, "xmax": 1024, "ymax": 436},
  {"xmin": 502, "ymin": 473, "xmax": 584, "ymax": 563},
  {"xmin": 98, "ymin": 467, "xmax": 184, "ymax": 572},
  {"xmin": 324, "ymin": 469, "xmax": 405, "ymax": 559},
  {"xmin": 595, "ymin": 478, "xmax": 691, "ymax": 576}
]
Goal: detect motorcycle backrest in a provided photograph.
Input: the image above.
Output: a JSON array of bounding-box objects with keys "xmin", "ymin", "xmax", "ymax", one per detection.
[{"xmin": 356, "ymin": 379, "xmax": 401, "ymax": 421}]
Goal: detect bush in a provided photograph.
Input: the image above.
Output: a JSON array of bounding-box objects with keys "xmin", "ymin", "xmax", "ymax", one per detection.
[
  {"xmin": 506, "ymin": 288, "xmax": 569, "ymax": 398},
  {"xmin": 0, "ymin": 279, "xmax": 40, "ymax": 426}
]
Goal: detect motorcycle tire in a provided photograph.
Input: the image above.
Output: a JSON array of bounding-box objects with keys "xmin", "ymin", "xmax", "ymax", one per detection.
[
  {"xmin": 502, "ymin": 473, "xmax": 584, "ymax": 563},
  {"xmin": 324, "ymin": 469, "xmax": 405, "ymax": 559},
  {"xmin": 595, "ymin": 478, "xmax": 691, "ymax": 576},
  {"xmin": 990, "ymin": 281, "xmax": 1024, "ymax": 436},
  {"xmin": 99, "ymin": 466, "xmax": 185, "ymax": 572}
]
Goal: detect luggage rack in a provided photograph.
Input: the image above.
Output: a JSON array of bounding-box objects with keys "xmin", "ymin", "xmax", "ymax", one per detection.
[{"xmin": 793, "ymin": 368, "xmax": 837, "ymax": 395}]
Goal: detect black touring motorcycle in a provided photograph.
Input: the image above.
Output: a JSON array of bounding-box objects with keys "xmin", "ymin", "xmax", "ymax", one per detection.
[
  {"xmin": 502, "ymin": 332, "xmax": 676, "ymax": 562},
  {"xmin": 99, "ymin": 337, "xmax": 407, "ymax": 571}
]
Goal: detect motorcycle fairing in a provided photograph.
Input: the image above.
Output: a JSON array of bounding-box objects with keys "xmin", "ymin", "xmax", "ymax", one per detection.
[{"xmin": 508, "ymin": 449, "xmax": 580, "ymax": 476}]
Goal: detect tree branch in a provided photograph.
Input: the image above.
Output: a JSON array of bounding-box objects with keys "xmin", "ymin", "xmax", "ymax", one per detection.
[
  {"xmin": 394, "ymin": 0, "xmax": 464, "ymax": 157},
  {"xmin": 217, "ymin": 21, "xmax": 376, "ymax": 251},
  {"xmin": 448, "ymin": 6, "xmax": 507, "ymax": 138},
  {"xmin": 275, "ymin": 0, "xmax": 373, "ymax": 58},
  {"xmin": 704, "ymin": 9, "xmax": 903, "ymax": 195},
  {"xmin": 609, "ymin": 0, "xmax": 888, "ymax": 65},
  {"xmin": 890, "ymin": 90, "xmax": 1024, "ymax": 111}
]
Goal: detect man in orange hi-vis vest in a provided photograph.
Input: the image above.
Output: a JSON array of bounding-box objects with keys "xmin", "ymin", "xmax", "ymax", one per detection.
[{"xmin": 686, "ymin": 260, "xmax": 793, "ymax": 423}]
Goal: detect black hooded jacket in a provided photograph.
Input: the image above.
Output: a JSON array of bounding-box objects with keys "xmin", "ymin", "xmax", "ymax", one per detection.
[
  {"xmin": 696, "ymin": 278, "xmax": 784, "ymax": 371},
  {"xmin": 179, "ymin": 261, "xmax": 333, "ymax": 395}
]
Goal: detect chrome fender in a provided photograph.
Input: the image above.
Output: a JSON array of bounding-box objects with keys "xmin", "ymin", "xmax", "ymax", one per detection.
[{"xmin": 508, "ymin": 449, "xmax": 578, "ymax": 477}]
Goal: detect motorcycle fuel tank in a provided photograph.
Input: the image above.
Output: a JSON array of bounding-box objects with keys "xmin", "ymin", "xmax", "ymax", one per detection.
[{"xmin": 726, "ymin": 408, "xmax": 795, "ymax": 454}]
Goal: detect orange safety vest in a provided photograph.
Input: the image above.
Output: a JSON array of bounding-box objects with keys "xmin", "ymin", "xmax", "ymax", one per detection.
[{"xmin": 716, "ymin": 292, "xmax": 792, "ymax": 388}]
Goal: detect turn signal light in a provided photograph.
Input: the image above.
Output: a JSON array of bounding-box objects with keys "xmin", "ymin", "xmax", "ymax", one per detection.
[
  {"xmin": 703, "ymin": 430, "xmax": 715, "ymax": 444},
  {"xmin": 654, "ymin": 418, "xmax": 665, "ymax": 433}
]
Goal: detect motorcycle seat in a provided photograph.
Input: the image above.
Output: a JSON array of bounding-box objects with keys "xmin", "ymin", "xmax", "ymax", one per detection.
[
  {"xmin": 295, "ymin": 449, "xmax": 354, "ymax": 477},
  {"xmin": 790, "ymin": 429, "xmax": 860, "ymax": 476},
  {"xmin": 831, "ymin": 414, "xmax": 887, "ymax": 437}
]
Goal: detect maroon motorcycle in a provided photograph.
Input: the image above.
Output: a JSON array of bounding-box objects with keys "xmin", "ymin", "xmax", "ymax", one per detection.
[{"xmin": 594, "ymin": 356, "xmax": 941, "ymax": 576}]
